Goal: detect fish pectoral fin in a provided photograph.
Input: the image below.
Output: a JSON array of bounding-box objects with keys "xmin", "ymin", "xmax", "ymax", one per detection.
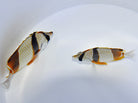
[{"xmin": 92, "ymin": 60, "xmax": 107, "ymax": 65}]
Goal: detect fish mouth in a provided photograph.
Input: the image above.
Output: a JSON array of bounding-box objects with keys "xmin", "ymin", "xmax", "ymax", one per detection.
[{"xmin": 72, "ymin": 55, "xmax": 77, "ymax": 58}]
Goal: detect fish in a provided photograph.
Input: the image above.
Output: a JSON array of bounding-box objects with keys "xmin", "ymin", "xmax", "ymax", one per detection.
[
  {"xmin": 72, "ymin": 47, "xmax": 134, "ymax": 65},
  {"xmin": 2, "ymin": 31, "xmax": 53, "ymax": 88}
]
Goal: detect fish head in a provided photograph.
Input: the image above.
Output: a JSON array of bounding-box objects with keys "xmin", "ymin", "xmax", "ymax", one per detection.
[{"xmin": 72, "ymin": 52, "xmax": 83, "ymax": 62}]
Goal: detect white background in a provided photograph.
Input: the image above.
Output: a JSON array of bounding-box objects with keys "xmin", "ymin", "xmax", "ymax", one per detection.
[{"xmin": 0, "ymin": 1, "xmax": 138, "ymax": 103}]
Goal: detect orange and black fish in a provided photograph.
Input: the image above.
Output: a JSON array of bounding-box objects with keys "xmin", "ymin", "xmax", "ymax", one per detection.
[
  {"xmin": 73, "ymin": 47, "xmax": 134, "ymax": 65},
  {"xmin": 2, "ymin": 31, "xmax": 53, "ymax": 88}
]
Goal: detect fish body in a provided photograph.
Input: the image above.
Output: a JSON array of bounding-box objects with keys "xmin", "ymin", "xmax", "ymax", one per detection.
[
  {"xmin": 3, "ymin": 31, "xmax": 53, "ymax": 88},
  {"xmin": 73, "ymin": 47, "xmax": 127, "ymax": 65}
]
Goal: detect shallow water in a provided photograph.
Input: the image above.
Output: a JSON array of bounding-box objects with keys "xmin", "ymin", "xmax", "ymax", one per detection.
[{"xmin": 1, "ymin": 4, "xmax": 138, "ymax": 103}]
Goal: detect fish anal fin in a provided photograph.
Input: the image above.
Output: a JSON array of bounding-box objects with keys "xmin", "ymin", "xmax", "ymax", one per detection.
[
  {"xmin": 92, "ymin": 60, "xmax": 107, "ymax": 65},
  {"xmin": 27, "ymin": 55, "xmax": 37, "ymax": 65},
  {"xmin": 113, "ymin": 55, "xmax": 125, "ymax": 61},
  {"xmin": 27, "ymin": 49, "xmax": 40, "ymax": 66}
]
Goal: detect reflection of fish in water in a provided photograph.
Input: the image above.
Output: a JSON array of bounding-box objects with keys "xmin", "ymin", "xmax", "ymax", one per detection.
[
  {"xmin": 72, "ymin": 47, "xmax": 134, "ymax": 65},
  {"xmin": 2, "ymin": 31, "xmax": 53, "ymax": 89}
]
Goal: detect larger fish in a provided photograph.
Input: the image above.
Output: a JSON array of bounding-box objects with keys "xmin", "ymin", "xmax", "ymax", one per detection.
[
  {"xmin": 73, "ymin": 47, "xmax": 133, "ymax": 65},
  {"xmin": 3, "ymin": 31, "xmax": 53, "ymax": 88}
]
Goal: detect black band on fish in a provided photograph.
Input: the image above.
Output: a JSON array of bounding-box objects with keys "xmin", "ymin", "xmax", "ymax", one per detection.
[
  {"xmin": 79, "ymin": 52, "xmax": 85, "ymax": 61},
  {"xmin": 32, "ymin": 32, "xmax": 39, "ymax": 55},
  {"xmin": 93, "ymin": 48, "xmax": 99, "ymax": 62},
  {"xmin": 42, "ymin": 33, "xmax": 50, "ymax": 42}
]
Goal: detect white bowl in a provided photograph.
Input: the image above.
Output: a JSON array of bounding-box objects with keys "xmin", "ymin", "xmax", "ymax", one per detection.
[{"xmin": 0, "ymin": 0, "xmax": 138, "ymax": 103}]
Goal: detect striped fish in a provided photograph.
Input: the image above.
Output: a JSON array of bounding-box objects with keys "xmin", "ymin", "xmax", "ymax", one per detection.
[
  {"xmin": 3, "ymin": 31, "xmax": 53, "ymax": 88},
  {"xmin": 73, "ymin": 47, "xmax": 133, "ymax": 65}
]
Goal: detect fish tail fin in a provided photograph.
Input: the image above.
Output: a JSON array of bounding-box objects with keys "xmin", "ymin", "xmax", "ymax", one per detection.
[
  {"xmin": 124, "ymin": 50, "xmax": 135, "ymax": 60},
  {"xmin": 2, "ymin": 73, "xmax": 13, "ymax": 89}
]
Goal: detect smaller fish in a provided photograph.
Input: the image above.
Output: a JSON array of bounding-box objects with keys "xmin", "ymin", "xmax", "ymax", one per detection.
[
  {"xmin": 2, "ymin": 31, "xmax": 53, "ymax": 89},
  {"xmin": 72, "ymin": 47, "xmax": 134, "ymax": 65}
]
